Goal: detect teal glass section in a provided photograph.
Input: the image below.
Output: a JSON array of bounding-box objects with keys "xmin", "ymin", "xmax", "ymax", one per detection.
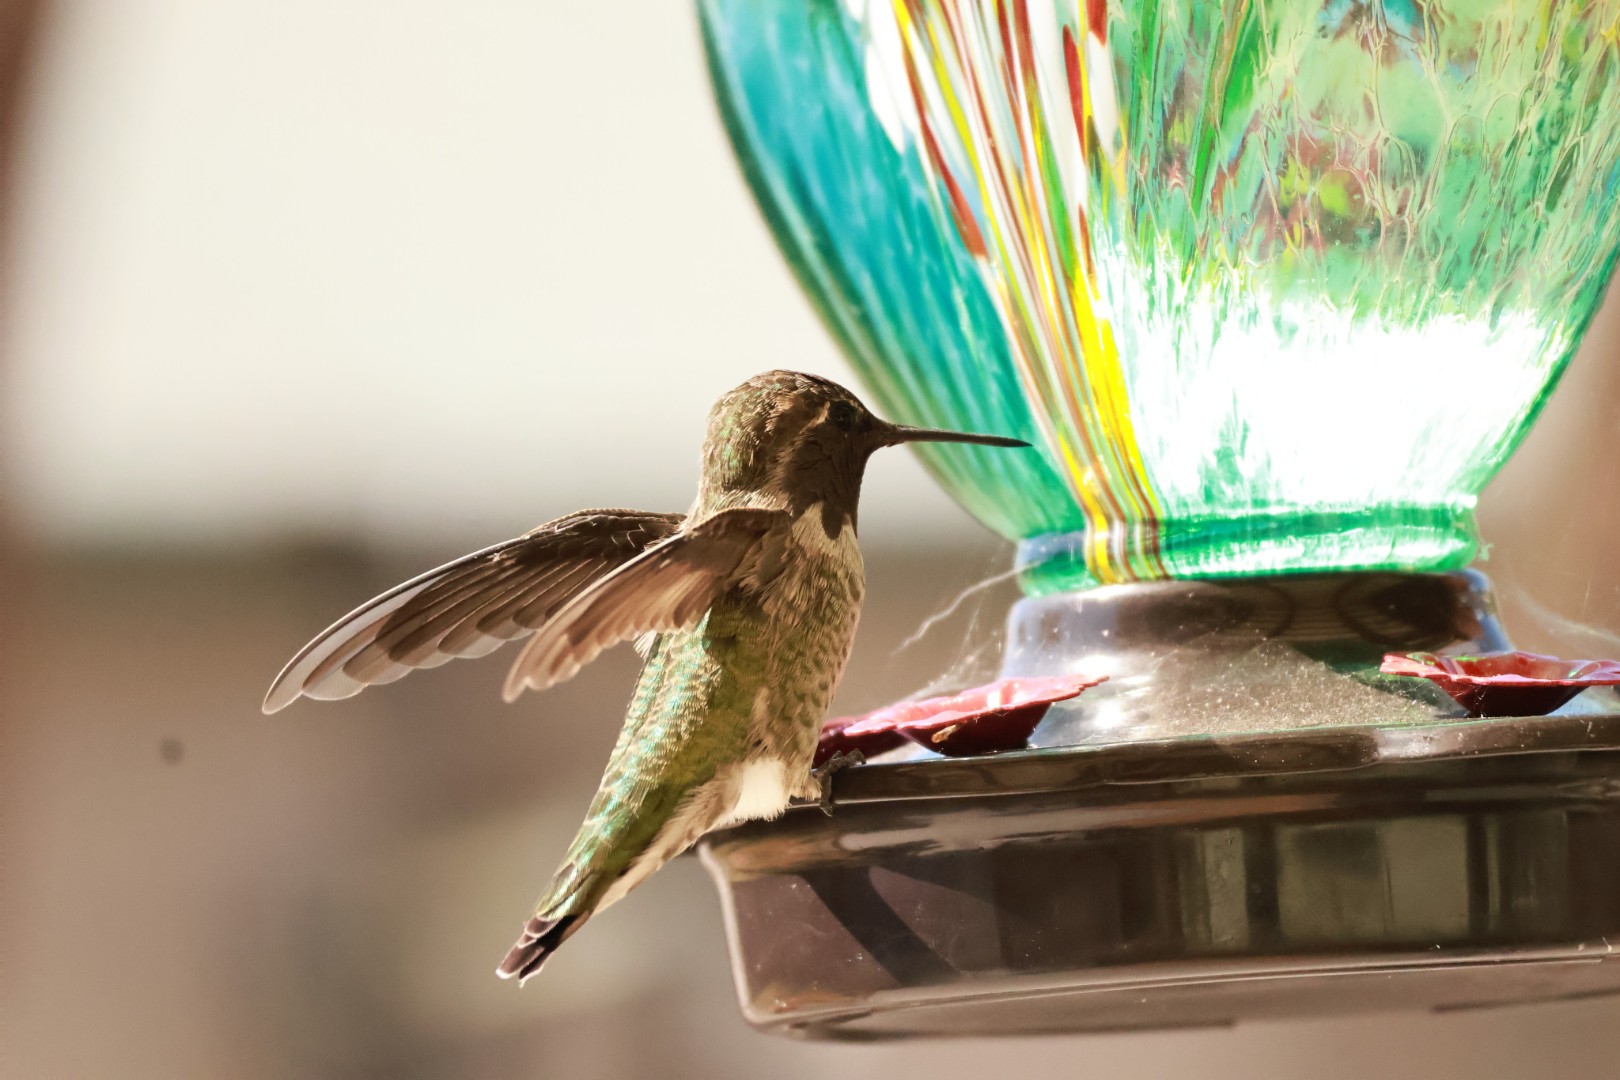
[
  {"xmin": 699, "ymin": 2, "xmax": 1075, "ymax": 541},
  {"xmin": 699, "ymin": 0, "xmax": 1620, "ymax": 593}
]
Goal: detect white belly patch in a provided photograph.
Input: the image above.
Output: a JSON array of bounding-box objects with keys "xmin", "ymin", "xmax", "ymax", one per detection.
[{"xmin": 718, "ymin": 759, "xmax": 793, "ymax": 827}]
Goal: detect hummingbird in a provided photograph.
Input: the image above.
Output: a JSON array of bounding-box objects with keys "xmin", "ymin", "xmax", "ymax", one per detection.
[{"xmin": 262, "ymin": 370, "xmax": 1028, "ymax": 982}]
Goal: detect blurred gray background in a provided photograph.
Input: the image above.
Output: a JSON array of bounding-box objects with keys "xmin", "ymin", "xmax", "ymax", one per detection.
[{"xmin": 3, "ymin": 2, "xmax": 1618, "ymax": 1078}]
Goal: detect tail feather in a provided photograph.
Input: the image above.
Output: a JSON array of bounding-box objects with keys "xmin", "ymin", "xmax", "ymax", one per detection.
[
  {"xmin": 495, "ymin": 757, "xmax": 721, "ymax": 985},
  {"xmin": 496, "ymin": 912, "xmax": 582, "ymax": 984}
]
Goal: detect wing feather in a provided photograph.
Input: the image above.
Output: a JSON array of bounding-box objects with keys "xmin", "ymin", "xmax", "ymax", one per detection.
[
  {"xmin": 262, "ymin": 509, "xmax": 683, "ymax": 713},
  {"xmin": 431, "ymin": 565, "xmax": 562, "ymax": 656},
  {"xmin": 501, "ymin": 507, "xmax": 792, "ymax": 701}
]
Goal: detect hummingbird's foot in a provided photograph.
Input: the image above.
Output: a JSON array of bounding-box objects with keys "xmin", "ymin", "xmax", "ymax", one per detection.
[{"xmin": 811, "ymin": 750, "xmax": 866, "ymax": 816}]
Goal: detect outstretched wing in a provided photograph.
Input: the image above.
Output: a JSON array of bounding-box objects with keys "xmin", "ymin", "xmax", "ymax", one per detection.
[
  {"xmin": 501, "ymin": 506, "xmax": 792, "ymax": 701},
  {"xmin": 263, "ymin": 509, "xmax": 684, "ymax": 713}
]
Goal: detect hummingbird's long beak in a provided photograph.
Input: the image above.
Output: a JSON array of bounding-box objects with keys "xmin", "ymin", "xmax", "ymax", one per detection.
[{"xmin": 878, "ymin": 422, "xmax": 1031, "ymax": 449}]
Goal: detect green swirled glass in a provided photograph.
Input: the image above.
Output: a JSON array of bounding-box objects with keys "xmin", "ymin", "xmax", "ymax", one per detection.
[{"xmin": 700, "ymin": 0, "xmax": 1620, "ymax": 592}]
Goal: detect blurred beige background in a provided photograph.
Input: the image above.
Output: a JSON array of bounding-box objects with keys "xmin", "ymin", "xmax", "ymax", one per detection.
[{"xmin": 3, "ymin": 3, "xmax": 1618, "ymax": 1078}]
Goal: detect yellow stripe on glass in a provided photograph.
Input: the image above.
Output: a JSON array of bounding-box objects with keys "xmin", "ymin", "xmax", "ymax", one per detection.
[{"xmin": 886, "ymin": 0, "xmax": 1165, "ymax": 582}]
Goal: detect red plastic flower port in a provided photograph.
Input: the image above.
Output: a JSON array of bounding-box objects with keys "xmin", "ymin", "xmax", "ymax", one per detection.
[
  {"xmin": 816, "ymin": 674, "xmax": 1107, "ymax": 765},
  {"xmin": 1381, "ymin": 651, "xmax": 1620, "ymax": 718}
]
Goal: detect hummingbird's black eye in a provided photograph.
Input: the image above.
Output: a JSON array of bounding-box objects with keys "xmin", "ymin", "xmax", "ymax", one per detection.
[{"xmin": 829, "ymin": 401, "xmax": 858, "ymax": 432}]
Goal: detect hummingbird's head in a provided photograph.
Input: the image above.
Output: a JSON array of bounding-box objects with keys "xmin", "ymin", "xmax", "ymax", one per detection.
[{"xmin": 696, "ymin": 370, "xmax": 1028, "ymax": 534}]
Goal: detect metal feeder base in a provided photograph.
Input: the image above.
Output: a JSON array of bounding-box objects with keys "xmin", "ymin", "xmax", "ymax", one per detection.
[{"xmin": 699, "ymin": 714, "xmax": 1620, "ymax": 1039}]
